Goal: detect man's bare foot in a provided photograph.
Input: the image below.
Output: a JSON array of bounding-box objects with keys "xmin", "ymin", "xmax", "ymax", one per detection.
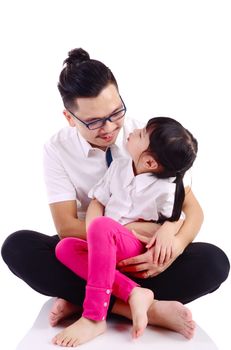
[
  {"xmin": 128, "ymin": 287, "xmax": 154, "ymax": 338},
  {"xmin": 52, "ymin": 316, "xmax": 106, "ymax": 347},
  {"xmin": 147, "ymin": 300, "xmax": 195, "ymax": 339},
  {"xmin": 49, "ymin": 298, "xmax": 81, "ymax": 327}
]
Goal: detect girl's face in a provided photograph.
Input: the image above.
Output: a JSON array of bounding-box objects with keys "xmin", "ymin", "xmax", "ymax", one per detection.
[
  {"xmin": 126, "ymin": 127, "xmax": 150, "ymax": 166},
  {"xmin": 64, "ymin": 84, "xmax": 125, "ymax": 150}
]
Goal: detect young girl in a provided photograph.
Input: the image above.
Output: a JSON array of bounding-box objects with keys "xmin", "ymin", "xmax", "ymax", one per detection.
[{"xmin": 52, "ymin": 116, "xmax": 198, "ymax": 347}]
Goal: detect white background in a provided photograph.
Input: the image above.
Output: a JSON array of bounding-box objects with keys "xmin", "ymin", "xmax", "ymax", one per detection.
[{"xmin": 0, "ymin": 1, "xmax": 230, "ymax": 349}]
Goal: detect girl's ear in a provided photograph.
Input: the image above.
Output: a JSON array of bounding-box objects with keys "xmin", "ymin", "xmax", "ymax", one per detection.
[
  {"xmin": 143, "ymin": 155, "xmax": 159, "ymax": 171},
  {"xmin": 63, "ymin": 110, "xmax": 76, "ymax": 127}
]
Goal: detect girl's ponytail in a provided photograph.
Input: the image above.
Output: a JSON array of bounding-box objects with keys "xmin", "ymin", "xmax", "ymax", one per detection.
[{"xmin": 170, "ymin": 172, "xmax": 185, "ymax": 222}]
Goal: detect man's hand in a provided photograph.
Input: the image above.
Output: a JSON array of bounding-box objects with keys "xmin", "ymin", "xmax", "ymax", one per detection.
[{"xmin": 117, "ymin": 235, "xmax": 184, "ymax": 278}]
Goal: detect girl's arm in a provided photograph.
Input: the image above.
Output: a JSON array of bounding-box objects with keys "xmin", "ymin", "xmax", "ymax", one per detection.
[{"xmin": 85, "ymin": 198, "xmax": 105, "ymax": 231}]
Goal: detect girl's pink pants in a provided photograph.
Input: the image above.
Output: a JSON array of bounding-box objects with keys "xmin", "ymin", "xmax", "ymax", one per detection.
[{"xmin": 55, "ymin": 217, "xmax": 145, "ymax": 321}]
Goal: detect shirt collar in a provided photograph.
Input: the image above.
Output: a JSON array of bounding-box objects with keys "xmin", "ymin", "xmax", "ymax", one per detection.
[
  {"xmin": 135, "ymin": 172, "xmax": 159, "ymax": 191},
  {"xmin": 122, "ymin": 159, "xmax": 135, "ymax": 187},
  {"xmin": 122, "ymin": 159, "xmax": 177, "ymax": 192},
  {"xmin": 136, "ymin": 175, "xmax": 176, "ymax": 192},
  {"xmin": 77, "ymin": 130, "xmax": 93, "ymax": 157},
  {"xmin": 122, "ymin": 159, "xmax": 157, "ymax": 190}
]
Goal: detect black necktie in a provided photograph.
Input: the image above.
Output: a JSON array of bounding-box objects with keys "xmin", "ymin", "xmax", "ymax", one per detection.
[{"xmin": 106, "ymin": 147, "xmax": 113, "ymax": 167}]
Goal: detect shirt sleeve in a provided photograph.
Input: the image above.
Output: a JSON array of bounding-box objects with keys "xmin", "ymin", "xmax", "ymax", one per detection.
[
  {"xmin": 156, "ymin": 181, "xmax": 185, "ymax": 220},
  {"xmin": 88, "ymin": 162, "xmax": 116, "ymax": 206},
  {"xmin": 43, "ymin": 141, "xmax": 77, "ymax": 204}
]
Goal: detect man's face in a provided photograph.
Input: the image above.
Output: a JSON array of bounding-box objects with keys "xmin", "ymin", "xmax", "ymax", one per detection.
[{"xmin": 64, "ymin": 84, "xmax": 125, "ymax": 150}]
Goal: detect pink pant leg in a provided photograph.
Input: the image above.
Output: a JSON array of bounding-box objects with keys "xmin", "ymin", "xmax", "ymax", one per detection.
[
  {"xmin": 55, "ymin": 236, "xmax": 140, "ymax": 297},
  {"xmin": 56, "ymin": 237, "xmax": 88, "ymax": 281},
  {"xmin": 55, "ymin": 217, "xmax": 145, "ymax": 321}
]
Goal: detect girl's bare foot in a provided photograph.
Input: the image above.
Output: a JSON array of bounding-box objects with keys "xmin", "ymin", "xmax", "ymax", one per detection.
[
  {"xmin": 49, "ymin": 298, "xmax": 81, "ymax": 326},
  {"xmin": 128, "ymin": 287, "xmax": 154, "ymax": 338},
  {"xmin": 52, "ymin": 316, "xmax": 106, "ymax": 347},
  {"xmin": 147, "ymin": 300, "xmax": 195, "ymax": 339}
]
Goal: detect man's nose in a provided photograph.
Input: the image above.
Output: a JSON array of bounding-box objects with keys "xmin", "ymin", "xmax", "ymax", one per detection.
[{"xmin": 102, "ymin": 120, "xmax": 117, "ymax": 132}]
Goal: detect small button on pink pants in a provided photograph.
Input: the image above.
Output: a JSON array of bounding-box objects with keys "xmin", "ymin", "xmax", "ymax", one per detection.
[{"xmin": 55, "ymin": 216, "xmax": 145, "ymax": 321}]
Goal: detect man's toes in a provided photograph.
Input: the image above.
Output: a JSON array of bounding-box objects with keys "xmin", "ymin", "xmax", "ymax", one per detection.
[
  {"xmin": 62, "ymin": 337, "xmax": 72, "ymax": 347},
  {"xmin": 183, "ymin": 327, "xmax": 194, "ymax": 339},
  {"xmin": 52, "ymin": 335, "xmax": 59, "ymax": 344},
  {"xmin": 68, "ymin": 337, "xmax": 78, "ymax": 347},
  {"xmin": 56, "ymin": 336, "xmax": 65, "ymax": 346}
]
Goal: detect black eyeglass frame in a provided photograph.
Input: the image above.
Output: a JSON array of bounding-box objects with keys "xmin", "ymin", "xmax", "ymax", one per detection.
[{"xmin": 67, "ymin": 96, "xmax": 126, "ymax": 130}]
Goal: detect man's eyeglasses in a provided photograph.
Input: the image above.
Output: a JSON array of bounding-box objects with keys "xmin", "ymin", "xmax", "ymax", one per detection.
[{"xmin": 67, "ymin": 97, "xmax": 126, "ymax": 130}]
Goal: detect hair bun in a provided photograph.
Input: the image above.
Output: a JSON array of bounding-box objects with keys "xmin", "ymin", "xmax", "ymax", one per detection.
[{"xmin": 64, "ymin": 48, "xmax": 90, "ymax": 66}]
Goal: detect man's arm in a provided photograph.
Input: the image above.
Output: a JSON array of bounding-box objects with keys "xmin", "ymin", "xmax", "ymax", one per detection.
[
  {"xmin": 176, "ymin": 187, "xmax": 204, "ymax": 246},
  {"xmin": 49, "ymin": 200, "xmax": 86, "ymax": 239}
]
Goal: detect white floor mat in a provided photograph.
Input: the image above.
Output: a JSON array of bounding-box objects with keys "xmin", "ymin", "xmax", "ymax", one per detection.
[{"xmin": 16, "ymin": 298, "xmax": 218, "ymax": 350}]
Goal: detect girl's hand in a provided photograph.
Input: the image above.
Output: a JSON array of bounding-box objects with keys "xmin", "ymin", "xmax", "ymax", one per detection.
[
  {"xmin": 146, "ymin": 219, "xmax": 184, "ymax": 265},
  {"xmin": 133, "ymin": 229, "xmax": 175, "ymax": 266},
  {"xmin": 150, "ymin": 230, "xmax": 175, "ymax": 265},
  {"xmin": 131, "ymin": 225, "xmax": 178, "ymax": 266}
]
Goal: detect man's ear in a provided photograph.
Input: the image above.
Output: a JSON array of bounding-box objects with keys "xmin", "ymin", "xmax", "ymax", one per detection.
[{"xmin": 63, "ymin": 110, "xmax": 76, "ymax": 127}]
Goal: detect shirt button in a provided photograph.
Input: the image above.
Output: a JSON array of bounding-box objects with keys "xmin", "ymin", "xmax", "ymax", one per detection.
[
  {"xmin": 102, "ymin": 316, "xmax": 105, "ymax": 320},
  {"xmin": 104, "ymin": 302, "xmax": 108, "ymax": 307},
  {"xmin": 106, "ymin": 289, "xmax": 110, "ymax": 294}
]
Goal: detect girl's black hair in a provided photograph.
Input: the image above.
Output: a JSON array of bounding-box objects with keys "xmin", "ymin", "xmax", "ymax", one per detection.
[
  {"xmin": 58, "ymin": 48, "xmax": 118, "ymax": 110},
  {"xmin": 146, "ymin": 117, "xmax": 198, "ymax": 223}
]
